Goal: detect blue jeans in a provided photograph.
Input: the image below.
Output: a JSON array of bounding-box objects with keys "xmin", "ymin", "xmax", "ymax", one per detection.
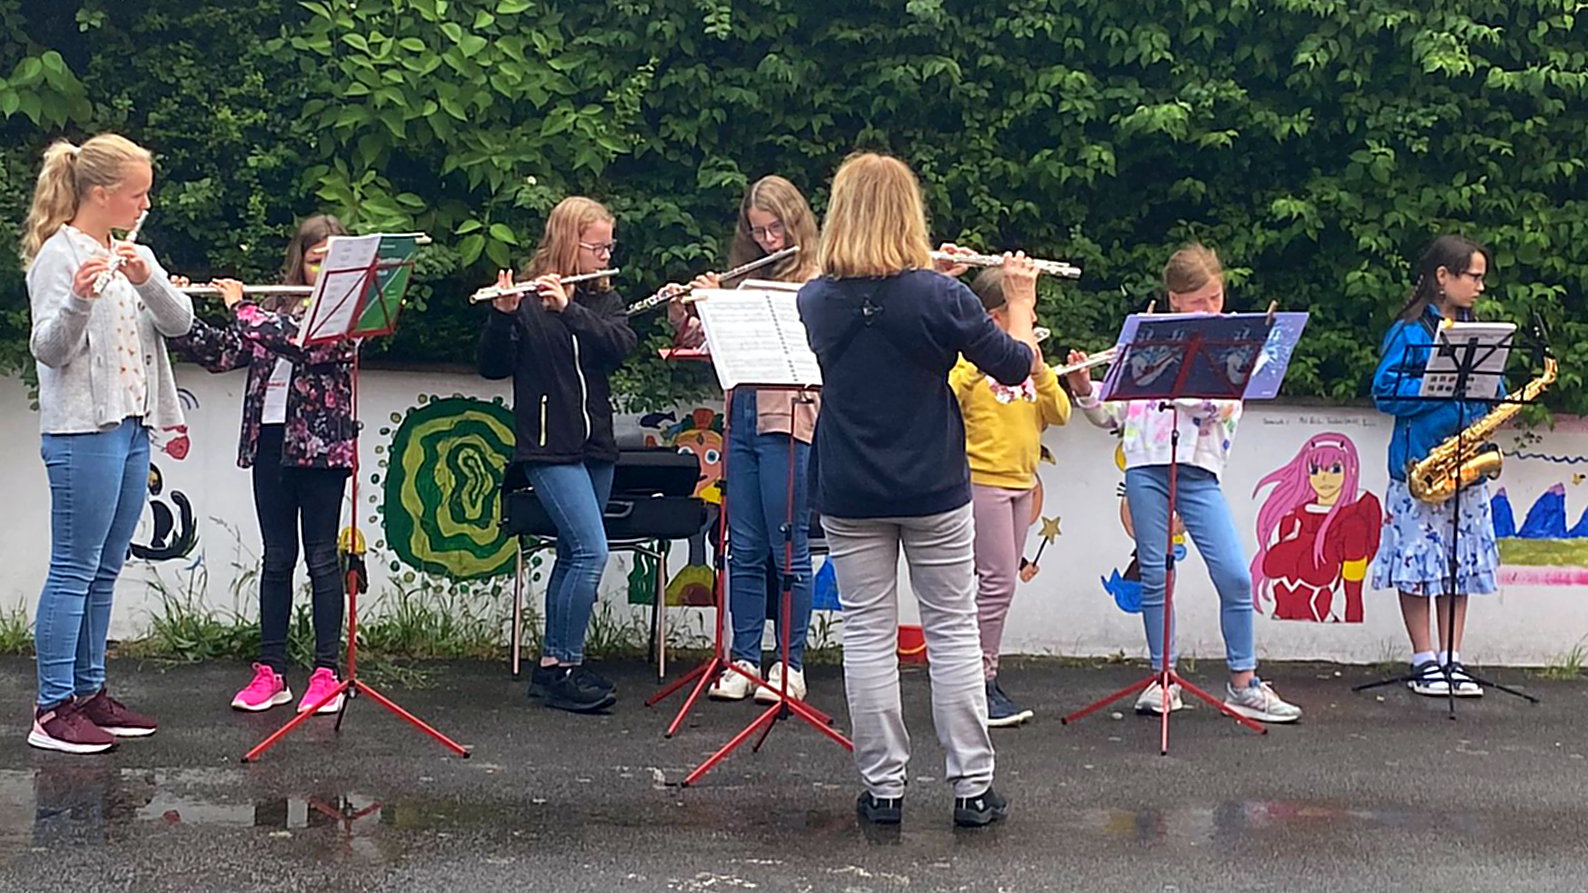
[
  {"xmin": 1124, "ymin": 464, "xmax": 1256, "ymax": 673},
  {"xmin": 526, "ymin": 460, "xmax": 614, "ymax": 664},
  {"xmin": 35, "ymin": 419, "xmax": 150, "ymax": 707},
  {"xmin": 727, "ymin": 394, "xmax": 813, "ymax": 669}
]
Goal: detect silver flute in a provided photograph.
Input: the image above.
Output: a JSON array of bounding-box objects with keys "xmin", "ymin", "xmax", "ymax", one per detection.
[
  {"xmin": 182, "ymin": 284, "xmax": 316, "ymax": 297},
  {"xmin": 1051, "ymin": 346, "xmax": 1118, "ymax": 376},
  {"xmin": 625, "ymin": 245, "xmax": 801, "ymax": 316},
  {"xmin": 89, "ymin": 209, "xmax": 150, "ymax": 296},
  {"xmin": 931, "ymin": 250, "xmax": 1082, "ymax": 279},
  {"xmin": 469, "ymin": 268, "xmax": 620, "ymax": 304}
]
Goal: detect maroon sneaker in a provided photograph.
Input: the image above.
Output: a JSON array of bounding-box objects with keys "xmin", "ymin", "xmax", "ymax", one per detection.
[
  {"xmin": 78, "ymin": 689, "xmax": 158, "ymax": 737},
  {"xmin": 27, "ymin": 699, "xmax": 116, "ymax": 754}
]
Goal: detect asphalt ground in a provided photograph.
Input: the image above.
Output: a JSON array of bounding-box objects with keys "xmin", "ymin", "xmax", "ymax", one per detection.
[{"xmin": 0, "ymin": 656, "xmax": 1582, "ymax": 892}]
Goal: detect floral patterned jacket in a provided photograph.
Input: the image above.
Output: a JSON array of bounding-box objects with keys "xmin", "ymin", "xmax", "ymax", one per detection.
[{"xmin": 170, "ymin": 303, "xmax": 357, "ymax": 469}]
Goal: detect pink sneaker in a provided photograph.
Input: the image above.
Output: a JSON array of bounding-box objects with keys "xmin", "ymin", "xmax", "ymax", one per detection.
[
  {"xmin": 297, "ymin": 667, "xmax": 344, "ymax": 715},
  {"xmin": 231, "ymin": 664, "xmax": 292, "ymax": 712}
]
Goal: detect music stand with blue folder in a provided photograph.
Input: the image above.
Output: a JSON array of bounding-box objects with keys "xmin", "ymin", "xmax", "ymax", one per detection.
[{"xmin": 1062, "ymin": 307, "xmax": 1307, "ymax": 755}]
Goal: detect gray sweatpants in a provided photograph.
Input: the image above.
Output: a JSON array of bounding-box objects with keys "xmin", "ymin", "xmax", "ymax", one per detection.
[{"xmin": 823, "ymin": 504, "xmax": 995, "ymax": 799}]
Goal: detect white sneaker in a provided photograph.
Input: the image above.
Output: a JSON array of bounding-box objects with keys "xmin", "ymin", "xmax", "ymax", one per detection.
[
  {"xmin": 1224, "ymin": 678, "xmax": 1302, "ymax": 723},
  {"xmin": 708, "ymin": 660, "xmax": 758, "ymax": 701},
  {"xmin": 755, "ymin": 663, "xmax": 807, "ymax": 703},
  {"xmin": 1134, "ymin": 680, "xmax": 1184, "ymax": 715}
]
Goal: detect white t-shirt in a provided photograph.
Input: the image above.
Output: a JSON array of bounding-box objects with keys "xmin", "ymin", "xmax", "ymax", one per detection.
[{"xmin": 262, "ymin": 357, "xmax": 293, "ymax": 424}]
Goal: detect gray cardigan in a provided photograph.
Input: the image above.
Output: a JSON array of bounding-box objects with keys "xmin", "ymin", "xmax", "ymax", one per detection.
[{"xmin": 28, "ymin": 225, "xmax": 194, "ymax": 434}]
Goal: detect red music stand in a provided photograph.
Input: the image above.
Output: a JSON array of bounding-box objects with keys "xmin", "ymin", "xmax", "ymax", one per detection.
[
  {"xmin": 1061, "ymin": 310, "xmax": 1286, "ymax": 754},
  {"xmin": 643, "ymin": 288, "xmax": 853, "ymax": 783},
  {"xmin": 243, "ymin": 233, "xmax": 469, "ymax": 762}
]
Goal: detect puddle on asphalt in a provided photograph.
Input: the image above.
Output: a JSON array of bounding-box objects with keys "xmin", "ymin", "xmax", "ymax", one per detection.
[
  {"xmin": 0, "ymin": 767, "xmax": 515, "ymax": 856},
  {"xmin": 0, "ymin": 764, "xmax": 1485, "ymax": 855},
  {"xmin": 1086, "ymin": 799, "xmax": 1484, "ymax": 844}
]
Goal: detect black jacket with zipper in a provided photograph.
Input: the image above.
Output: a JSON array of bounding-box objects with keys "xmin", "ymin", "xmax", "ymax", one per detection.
[{"xmin": 478, "ymin": 284, "xmax": 638, "ymax": 465}]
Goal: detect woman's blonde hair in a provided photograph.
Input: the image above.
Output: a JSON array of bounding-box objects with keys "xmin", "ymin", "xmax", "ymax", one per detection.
[
  {"xmin": 525, "ymin": 196, "xmax": 614, "ymax": 292},
  {"xmin": 20, "ymin": 134, "xmax": 153, "ymax": 264},
  {"xmin": 817, "ymin": 153, "xmax": 932, "ymax": 278},
  {"xmin": 728, "ymin": 175, "xmax": 820, "ymax": 281},
  {"xmin": 1162, "ymin": 243, "xmax": 1223, "ymax": 295}
]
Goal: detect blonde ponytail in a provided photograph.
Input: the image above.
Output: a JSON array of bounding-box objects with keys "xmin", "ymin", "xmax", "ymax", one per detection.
[{"xmin": 20, "ymin": 134, "xmax": 153, "ymax": 265}]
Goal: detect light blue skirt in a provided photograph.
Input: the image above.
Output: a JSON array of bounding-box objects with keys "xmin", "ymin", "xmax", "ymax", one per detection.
[{"xmin": 1369, "ymin": 479, "xmax": 1499, "ymax": 596}]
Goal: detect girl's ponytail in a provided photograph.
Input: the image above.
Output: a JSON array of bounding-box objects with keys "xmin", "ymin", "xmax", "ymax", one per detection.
[
  {"xmin": 20, "ymin": 134, "xmax": 153, "ymax": 266},
  {"xmin": 20, "ymin": 141, "xmax": 82, "ymax": 265}
]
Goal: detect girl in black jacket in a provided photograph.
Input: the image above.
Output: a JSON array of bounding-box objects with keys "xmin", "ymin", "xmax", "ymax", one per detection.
[{"xmin": 479, "ymin": 196, "xmax": 637, "ymax": 713}]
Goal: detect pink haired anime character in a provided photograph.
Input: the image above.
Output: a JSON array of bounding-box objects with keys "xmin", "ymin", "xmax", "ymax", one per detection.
[{"xmin": 1250, "ymin": 433, "xmax": 1382, "ymax": 622}]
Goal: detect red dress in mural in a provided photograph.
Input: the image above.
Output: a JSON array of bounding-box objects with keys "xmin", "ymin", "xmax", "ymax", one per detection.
[{"xmin": 1262, "ymin": 494, "xmax": 1382, "ymax": 623}]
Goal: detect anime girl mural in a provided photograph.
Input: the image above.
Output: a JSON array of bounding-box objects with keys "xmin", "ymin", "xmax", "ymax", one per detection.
[{"xmin": 1250, "ymin": 433, "xmax": 1383, "ymax": 623}]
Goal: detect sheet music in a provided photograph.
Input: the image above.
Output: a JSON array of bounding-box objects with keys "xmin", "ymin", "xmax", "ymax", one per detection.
[
  {"xmin": 298, "ymin": 235, "xmax": 381, "ymax": 345},
  {"xmin": 693, "ymin": 288, "xmax": 822, "ymax": 390},
  {"xmin": 1418, "ymin": 321, "xmax": 1514, "ymax": 398},
  {"xmin": 735, "ymin": 278, "xmax": 803, "ymax": 293}
]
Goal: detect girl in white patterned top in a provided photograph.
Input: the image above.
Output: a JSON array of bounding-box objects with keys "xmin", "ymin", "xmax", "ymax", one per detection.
[{"xmin": 21, "ymin": 134, "xmax": 193, "ymax": 754}]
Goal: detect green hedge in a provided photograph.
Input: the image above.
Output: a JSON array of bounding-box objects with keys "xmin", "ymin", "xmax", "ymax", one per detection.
[{"xmin": 2, "ymin": 0, "xmax": 1584, "ymax": 412}]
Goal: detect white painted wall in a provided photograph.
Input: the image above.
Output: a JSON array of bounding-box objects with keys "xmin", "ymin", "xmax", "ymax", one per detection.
[{"xmin": 2, "ymin": 366, "xmax": 1583, "ymax": 666}]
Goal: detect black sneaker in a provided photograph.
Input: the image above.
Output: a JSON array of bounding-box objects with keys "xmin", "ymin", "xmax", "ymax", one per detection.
[
  {"xmin": 527, "ymin": 664, "xmax": 558, "ymax": 700},
  {"xmin": 856, "ymin": 791, "xmax": 903, "ymax": 825},
  {"xmin": 572, "ymin": 664, "xmax": 617, "ymax": 696},
  {"xmin": 954, "ymin": 788, "xmax": 1009, "ymax": 828},
  {"xmin": 986, "ymin": 679, "xmax": 1033, "ymax": 728},
  {"xmin": 542, "ymin": 666, "xmax": 617, "ymax": 714}
]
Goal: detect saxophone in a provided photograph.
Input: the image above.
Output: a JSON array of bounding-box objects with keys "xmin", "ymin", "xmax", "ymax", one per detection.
[{"xmin": 1408, "ymin": 357, "xmax": 1557, "ymax": 504}]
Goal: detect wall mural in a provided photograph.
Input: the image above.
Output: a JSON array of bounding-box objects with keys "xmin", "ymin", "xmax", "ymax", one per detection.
[
  {"xmin": 641, "ymin": 408, "xmax": 723, "ymax": 607},
  {"xmin": 373, "ymin": 395, "xmax": 518, "ymax": 580},
  {"xmin": 1099, "ymin": 443, "xmax": 1187, "ymax": 614},
  {"xmin": 131, "ymin": 389, "xmax": 201, "ymax": 563},
  {"xmin": 1249, "ymin": 433, "xmax": 1382, "ymax": 623},
  {"xmin": 1494, "ymin": 449, "xmax": 1588, "ymax": 584}
]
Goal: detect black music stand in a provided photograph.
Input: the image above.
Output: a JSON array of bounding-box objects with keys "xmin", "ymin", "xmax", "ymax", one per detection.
[
  {"xmin": 1062, "ymin": 310, "xmax": 1290, "ymax": 754},
  {"xmin": 1352, "ymin": 321, "xmax": 1549, "ymax": 715}
]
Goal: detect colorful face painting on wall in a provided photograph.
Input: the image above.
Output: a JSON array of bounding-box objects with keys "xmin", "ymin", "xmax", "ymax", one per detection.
[
  {"xmin": 639, "ymin": 408, "xmax": 724, "ymax": 606},
  {"xmin": 1250, "ymin": 433, "xmax": 1381, "ymax": 623},
  {"xmin": 1493, "ymin": 447, "xmax": 1588, "ymax": 585},
  {"xmin": 374, "ymin": 395, "xmax": 518, "ymax": 580}
]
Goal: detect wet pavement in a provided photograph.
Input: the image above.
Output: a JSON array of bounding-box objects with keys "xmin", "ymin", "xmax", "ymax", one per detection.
[{"xmin": 0, "ymin": 655, "xmax": 1584, "ymax": 892}]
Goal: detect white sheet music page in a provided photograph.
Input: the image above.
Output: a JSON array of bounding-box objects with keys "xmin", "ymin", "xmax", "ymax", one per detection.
[
  {"xmin": 1418, "ymin": 321, "xmax": 1514, "ymax": 398},
  {"xmin": 692, "ymin": 287, "xmax": 823, "ymax": 391},
  {"xmin": 297, "ymin": 234, "xmax": 381, "ymax": 345}
]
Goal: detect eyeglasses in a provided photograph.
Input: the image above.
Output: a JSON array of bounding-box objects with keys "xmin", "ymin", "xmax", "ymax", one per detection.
[
  {"xmin": 580, "ymin": 241, "xmax": 617, "ymax": 258},
  {"xmin": 749, "ymin": 221, "xmax": 784, "ymax": 241},
  {"xmin": 1458, "ymin": 271, "xmax": 1487, "ymax": 284}
]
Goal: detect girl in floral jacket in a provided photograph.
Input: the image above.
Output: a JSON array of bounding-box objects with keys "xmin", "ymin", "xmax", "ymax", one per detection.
[{"xmin": 172, "ymin": 215, "xmax": 355, "ymax": 715}]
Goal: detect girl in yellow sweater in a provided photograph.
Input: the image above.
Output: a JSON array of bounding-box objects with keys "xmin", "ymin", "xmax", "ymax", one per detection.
[{"xmin": 949, "ymin": 255, "xmax": 1070, "ymax": 727}]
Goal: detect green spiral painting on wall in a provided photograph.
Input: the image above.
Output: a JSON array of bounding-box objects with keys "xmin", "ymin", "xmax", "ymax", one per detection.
[{"xmin": 378, "ymin": 395, "xmax": 516, "ymax": 580}]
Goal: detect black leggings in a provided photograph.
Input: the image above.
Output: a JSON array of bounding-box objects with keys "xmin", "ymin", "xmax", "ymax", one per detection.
[{"xmin": 253, "ymin": 425, "xmax": 349, "ymax": 672}]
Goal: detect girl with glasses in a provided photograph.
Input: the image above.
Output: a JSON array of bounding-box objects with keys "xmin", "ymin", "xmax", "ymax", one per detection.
[{"xmin": 480, "ymin": 197, "xmax": 637, "ymax": 714}]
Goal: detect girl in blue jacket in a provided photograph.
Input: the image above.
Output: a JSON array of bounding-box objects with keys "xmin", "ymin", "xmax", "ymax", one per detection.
[{"xmin": 1369, "ymin": 234, "xmax": 1499, "ymax": 698}]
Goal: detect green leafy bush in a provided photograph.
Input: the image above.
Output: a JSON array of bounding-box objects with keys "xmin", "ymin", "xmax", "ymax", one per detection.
[{"xmin": 0, "ymin": 0, "xmax": 1582, "ymax": 410}]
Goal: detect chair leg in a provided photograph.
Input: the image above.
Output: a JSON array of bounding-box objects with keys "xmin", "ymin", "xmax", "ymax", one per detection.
[{"xmin": 512, "ymin": 539, "xmax": 524, "ymax": 678}]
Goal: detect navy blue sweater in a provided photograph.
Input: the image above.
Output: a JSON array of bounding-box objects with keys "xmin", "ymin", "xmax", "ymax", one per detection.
[{"xmin": 797, "ymin": 269, "xmax": 1034, "ymax": 519}]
